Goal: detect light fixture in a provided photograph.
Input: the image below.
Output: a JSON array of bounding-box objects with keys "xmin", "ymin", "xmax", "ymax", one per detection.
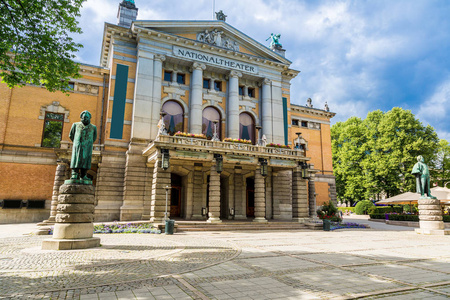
[
  {"xmin": 299, "ymin": 161, "xmax": 310, "ymax": 179},
  {"xmin": 161, "ymin": 149, "xmax": 170, "ymax": 170},
  {"xmin": 259, "ymin": 158, "xmax": 268, "ymax": 177},
  {"xmin": 214, "ymin": 154, "xmax": 223, "ymax": 173},
  {"xmin": 202, "ymin": 207, "xmax": 208, "ymax": 216}
]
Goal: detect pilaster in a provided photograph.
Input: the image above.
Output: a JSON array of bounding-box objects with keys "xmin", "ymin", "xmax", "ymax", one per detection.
[
  {"xmin": 292, "ymin": 167, "xmax": 309, "ymax": 221},
  {"xmin": 150, "ymin": 54, "xmax": 166, "ymax": 139},
  {"xmin": 191, "ymin": 164, "xmax": 204, "ymax": 219},
  {"xmin": 261, "ymin": 78, "xmax": 272, "ymax": 142},
  {"xmin": 308, "ymin": 175, "xmax": 317, "ymax": 218},
  {"xmin": 207, "ymin": 163, "xmax": 222, "ymax": 223},
  {"xmin": 233, "ymin": 169, "xmax": 246, "ymax": 219}
]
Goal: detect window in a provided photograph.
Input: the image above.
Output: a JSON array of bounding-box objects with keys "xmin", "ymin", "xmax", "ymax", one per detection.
[
  {"xmin": 26, "ymin": 200, "xmax": 46, "ymax": 209},
  {"xmin": 161, "ymin": 100, "xmax": 184, "ymax": 135},
  {"xmin": 67, "ymin": 82, "xmax": 75, "ymax": 90},
  {"xmin": 1, "ymin": 200, "xmax": 23, "ymax": 209},
  {"xmin": 164, "ymin": 70, "xmax": 172, "ymax": 82},
  {"xmin": 42, "ymin": 112, "xmax": 64, "ymax": 148},
  {"xmin": 301, "ymin": 121, "xmax": 308, "ymax": 128},
  {"xmin": 177, "ymin": 73, "xmax": 185, "ymax": 84},
  {"xmin": 214, "ymin": 80, "xmax": 222, "ymax": 91},
  {"xmin": 202, "ymin": 107, "xmax": 221, "ymax": 140},
  {"xmin": 203, "ymin": 78, "xmax": 210, "ymax": 89},
  {"xmin": 239, "ymin": 86, "xmax": 244, "ymax": 96},
  {"xmin": 248, "ymin": 87, "xmax": 255, "ymax": 98},
  {"xmin": 239, "ymin": 112, "xmax": 255, "ymax": 144},
  {"xmin": 292, "ymin": 119, "xmax": 299, "ymax": 126}
]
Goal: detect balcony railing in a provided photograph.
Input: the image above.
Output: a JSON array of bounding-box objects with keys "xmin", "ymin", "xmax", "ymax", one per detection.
[{"xmin": 151, "ymin": 135, "xmax": 304, "ymax": 158}]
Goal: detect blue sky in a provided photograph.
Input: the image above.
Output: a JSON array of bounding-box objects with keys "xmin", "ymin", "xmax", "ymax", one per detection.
[{"xmin": 75, "ymin": 0, "xmax": 450, "ymax": 141}]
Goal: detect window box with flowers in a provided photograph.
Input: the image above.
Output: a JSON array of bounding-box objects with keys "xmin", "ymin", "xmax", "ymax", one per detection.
[
  {"xmin": 174, "ymin": 132, "xmax": 207, "ymax": 139},
  {"xmin": 266, "ymin": 143, "xmax": 290, "ymax": 149},
  {"xmin": 223, "ymin": 138, "xmax": 252, "ymax": 144}
]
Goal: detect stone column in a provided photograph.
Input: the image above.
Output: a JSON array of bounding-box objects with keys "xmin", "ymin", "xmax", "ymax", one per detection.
[
  {"xmin": 189, "ymin": 62, "xmax": 206, "ymax": 134},
  {"xmin": 244, "ymin": 86, "xmax": 249, "ymax": 97},
  {"xmin": 150, "ymin": 54, "xmax": 166, "ymax": 139},
  {"xmin": 171, "ymin": 70, "xmax": 178, "ymax": 83},
  {"xmin": 227, "ymin": 71, "xmax": 242, "ymax": 139},
  {"xmin": 42, "ymin": 161, "xmax": 68, "ymax": 225},
  {"xmin": 261, "ymin": 78, "xmax": 272, "ymax": 142},
  {"xmin": 292, "ymin": 167, "xmax": 309, "ymax": 221},
  {"xmin": 149, "ymin": 158, "xmax": 171, "ymax": 222},
  {"xmin": 207, "ymin": 162, "xmax": 222, "ymax": 223},
  {"xmin": 308, "ymin": 175, "xmax": 317, "ymax": 218},
  {"xmin": 254, "ymin": 166, "xmax": 267, "ymax": 222},
  {"xmin": 142, "ymin": 165, "xmax": 154, "ymax": 220}
]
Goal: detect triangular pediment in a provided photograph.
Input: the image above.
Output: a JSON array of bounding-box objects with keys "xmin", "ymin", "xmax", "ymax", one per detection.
[{"xmin": 132, "ymin": 20, "xmax": 291, "ymax": 65}]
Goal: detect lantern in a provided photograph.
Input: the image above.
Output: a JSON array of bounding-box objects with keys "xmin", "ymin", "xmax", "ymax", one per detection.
[
  {"xmin": 214, "ymin": 154, "xmax": 223, "ymax": 173},
  {"xmin": 161, "ymin": 149, "xmax": 170, "ymax": 170},
  {"xmin": 259, "ymin": 158, "xmax": 268, "ymax": 177}
]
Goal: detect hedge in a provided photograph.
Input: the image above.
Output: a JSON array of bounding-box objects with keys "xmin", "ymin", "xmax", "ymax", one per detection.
[
  {"xmin": 444, "ymin": 215, "xmax": 450, "ymax": 222},
  {"xmin": 388, "ymin": 214, "xmax": 419, "ymax": 222},
  {"xmin": 337, "ymin": 207, "xmax": 355, "ymax": 213},
  {"xmin": 369, "ymin": 214, "xmax": 385, "ymax": 219},
  {"xmin": 369, "ymin": 206, "xmax": 403, "ymax": 214}
]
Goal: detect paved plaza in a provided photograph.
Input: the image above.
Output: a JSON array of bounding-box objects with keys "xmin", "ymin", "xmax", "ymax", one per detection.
[{"xmin": 0, "ymin": 217, "xmax": 449, "ymax": 299}]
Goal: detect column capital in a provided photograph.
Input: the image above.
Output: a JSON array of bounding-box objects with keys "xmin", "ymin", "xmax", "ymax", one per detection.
[
  {"xmin": 154, "ymin": 54, "xmax": 166, "ymax": 62},
  {"xmin": 192, "ymin": 62, "xmax": 206, "ymax": 71},
  {"xmin": 229, "ymin": 70, "xmax": 242, "ymax": 78},
  {"xmin": 259, "ymin": 78, "xmax": 271, "ymax": 86}
]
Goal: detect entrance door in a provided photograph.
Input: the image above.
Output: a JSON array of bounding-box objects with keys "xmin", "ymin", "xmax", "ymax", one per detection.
[
  {"xmin": 170, "ymin": 174, "xmax": 182, "ymax": 217},
  {"xmin": 246, "ymin": 177, "xmax": 255, "ymax": 217}
]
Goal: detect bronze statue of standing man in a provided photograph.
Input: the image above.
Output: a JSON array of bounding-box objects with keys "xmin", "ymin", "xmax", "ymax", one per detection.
[
  {"xmin": 69, "ymin": 110, "xmax": 97, "ymax": 182},
  {"xmin": 411, "ymin": 155, "xmax": 436, "ymax": 199}
]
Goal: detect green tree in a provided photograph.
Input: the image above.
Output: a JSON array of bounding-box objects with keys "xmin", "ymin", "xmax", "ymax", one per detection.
[
  {"xmin": 431, "ymin": 139, "xmax": 450, "ymax": 186},
  {"xmin": 332, "ymin": 108, "xmax": 439, "ymax": 204},
  {"xmin": 0, "ymin": 0, "xmax": 85, "ymax": 92}
]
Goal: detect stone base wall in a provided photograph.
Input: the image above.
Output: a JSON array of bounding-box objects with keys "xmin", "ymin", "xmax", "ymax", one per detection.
[
  {"xmin": 272, "ymin": 170, "xmax": 292, "ymax": 220},
  {"xmin": 94, "ymin": 152, "xmax": 126, "ymax": 222},
  {"xmin": 0, "ymin": 208, "xmax": 49, "ymax": 224}
]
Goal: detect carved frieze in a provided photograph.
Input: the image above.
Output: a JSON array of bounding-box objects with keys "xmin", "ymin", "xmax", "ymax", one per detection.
[{"xmin": 197, "ymin": 29, "xmax": 239, "ymax": 51}]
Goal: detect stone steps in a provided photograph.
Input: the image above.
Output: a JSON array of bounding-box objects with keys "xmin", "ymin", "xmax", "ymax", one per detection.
[{"xmin": 175, "ymin": 221, "xmax": 308, "ymax": 232}]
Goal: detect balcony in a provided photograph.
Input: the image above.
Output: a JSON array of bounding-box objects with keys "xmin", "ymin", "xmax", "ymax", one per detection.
[{"xmin": 143, "ymin": 135, "xmax": 307, "ymax": 167}]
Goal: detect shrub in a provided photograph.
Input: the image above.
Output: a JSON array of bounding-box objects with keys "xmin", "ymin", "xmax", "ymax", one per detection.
[
  {"xmin": 355, "ymin": 200, "xmax": 375, "ymax": 215},
  {"xmin": 369, "ymin": 213, "xmax": 385, "ymax": 219},
  {"xmin": 368, "ymin": 206, "xmax": 403, "ymax": 214},
  {"xmin": 317, "ymin": 201, "xmax": 342, "ymax": 222},
  {"xmin": 388, "ymin": 214, "xmax": 419, "ymax": 222},
  {"xmin": 443, "ymin": 215, "xmax": 450, "ymax": 222}
]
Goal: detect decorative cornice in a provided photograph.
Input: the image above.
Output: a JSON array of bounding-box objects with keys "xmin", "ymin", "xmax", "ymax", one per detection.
[{"xmin": 290, "ymin": 104, "xmax": 336, "ymax": 119}]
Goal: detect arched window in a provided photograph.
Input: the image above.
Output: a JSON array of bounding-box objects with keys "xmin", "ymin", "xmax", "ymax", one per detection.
[
  {"xmin": 239, "ymin": 112, "xmax": 255, "ymax": 144},
  {"xmin": 202, "ymin": 106, "xmax": 221, "ymax": 140},
  {"xmin": 161, "ymin": 100, "xmax": 184, "ymax": 135}
]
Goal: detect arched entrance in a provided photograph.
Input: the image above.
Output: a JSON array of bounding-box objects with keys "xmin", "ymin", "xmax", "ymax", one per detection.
[{"xmin": 170, "ymin": 174, "xmax": 182, "ymax": 217}]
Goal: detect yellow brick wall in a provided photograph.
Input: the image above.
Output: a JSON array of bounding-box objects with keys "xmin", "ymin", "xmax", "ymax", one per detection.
[
  {"xmin": 0, "ymin": 163, "xmax": 55, "ymax": 200},
  {"xmin": 2, "ymin": 85, "xmax": 102, "ymax": 147},
  {"xmin": 315, "ymin": 181, "xmax": 329, "ymax": 206}
]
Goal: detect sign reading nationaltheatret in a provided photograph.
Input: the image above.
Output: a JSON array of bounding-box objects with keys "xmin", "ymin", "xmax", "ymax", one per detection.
[{"xmin": 173, "ymin": 46, "xmax": 259, "ymax": 74}]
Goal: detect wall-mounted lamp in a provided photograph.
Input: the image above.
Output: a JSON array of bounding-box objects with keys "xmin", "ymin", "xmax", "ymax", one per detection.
[
  {"xmin": 299, "ymin": 161, "xmax": 310, "ymax": 179},
  {"xmin": 214, "ymin": 154, "xmax": 223, "ymax": 173},
  {"xmin": 229, "ymin": 207, "xmax": 235, "ymax": 216},
  {"xmin": 259, "ymin": 158, "xmax": 268, "ymax": 177},
  {"xmin": 161, "ymin": 149, "xmax": 170, "ymax": 170},
  {"xmin": 202, "ymin": 207, "xmax": 208, "ymax": 216}
]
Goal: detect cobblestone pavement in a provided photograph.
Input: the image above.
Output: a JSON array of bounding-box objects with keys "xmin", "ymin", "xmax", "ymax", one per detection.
[{"xmin": 0, "ymin": 222, "xmax": 449, "ymax": 299}]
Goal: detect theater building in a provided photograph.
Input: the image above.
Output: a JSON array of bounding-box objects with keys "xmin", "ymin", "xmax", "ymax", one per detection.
[{"xmin": 0, "ymin": 0, "xmax": 336, "ymax": 224}]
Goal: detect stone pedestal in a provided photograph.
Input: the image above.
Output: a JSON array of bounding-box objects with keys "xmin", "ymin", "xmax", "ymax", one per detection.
[
  {"xmin": 415, "ymin": 198, "xmax": 450, "ymax": 235},
  {"xmin": 42, "ymin": 183, "xmax": 100, "ymax": 250}
]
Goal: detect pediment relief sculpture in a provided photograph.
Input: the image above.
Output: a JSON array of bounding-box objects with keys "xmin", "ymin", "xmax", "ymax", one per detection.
[{"xmin": 197, "ymin": 29, "xmax": 239, "ymax": 51}]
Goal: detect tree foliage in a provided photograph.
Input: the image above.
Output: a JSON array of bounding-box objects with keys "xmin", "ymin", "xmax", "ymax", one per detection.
[
  {"xmin": 332, "ymin": 108, "xmax": 439, "ymax": 204},
  {"xmin": 430, "ymin": 139, "xmax": 450, "ymax": 187},
  {"xmin": 0, "ymin": 0, "xmax": 85, "ymax": 92}
]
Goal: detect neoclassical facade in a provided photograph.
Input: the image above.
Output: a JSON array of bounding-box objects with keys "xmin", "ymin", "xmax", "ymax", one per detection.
[{"xmin": 0, "ymin": 0, "xmax": 336, "ymax": 224}]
